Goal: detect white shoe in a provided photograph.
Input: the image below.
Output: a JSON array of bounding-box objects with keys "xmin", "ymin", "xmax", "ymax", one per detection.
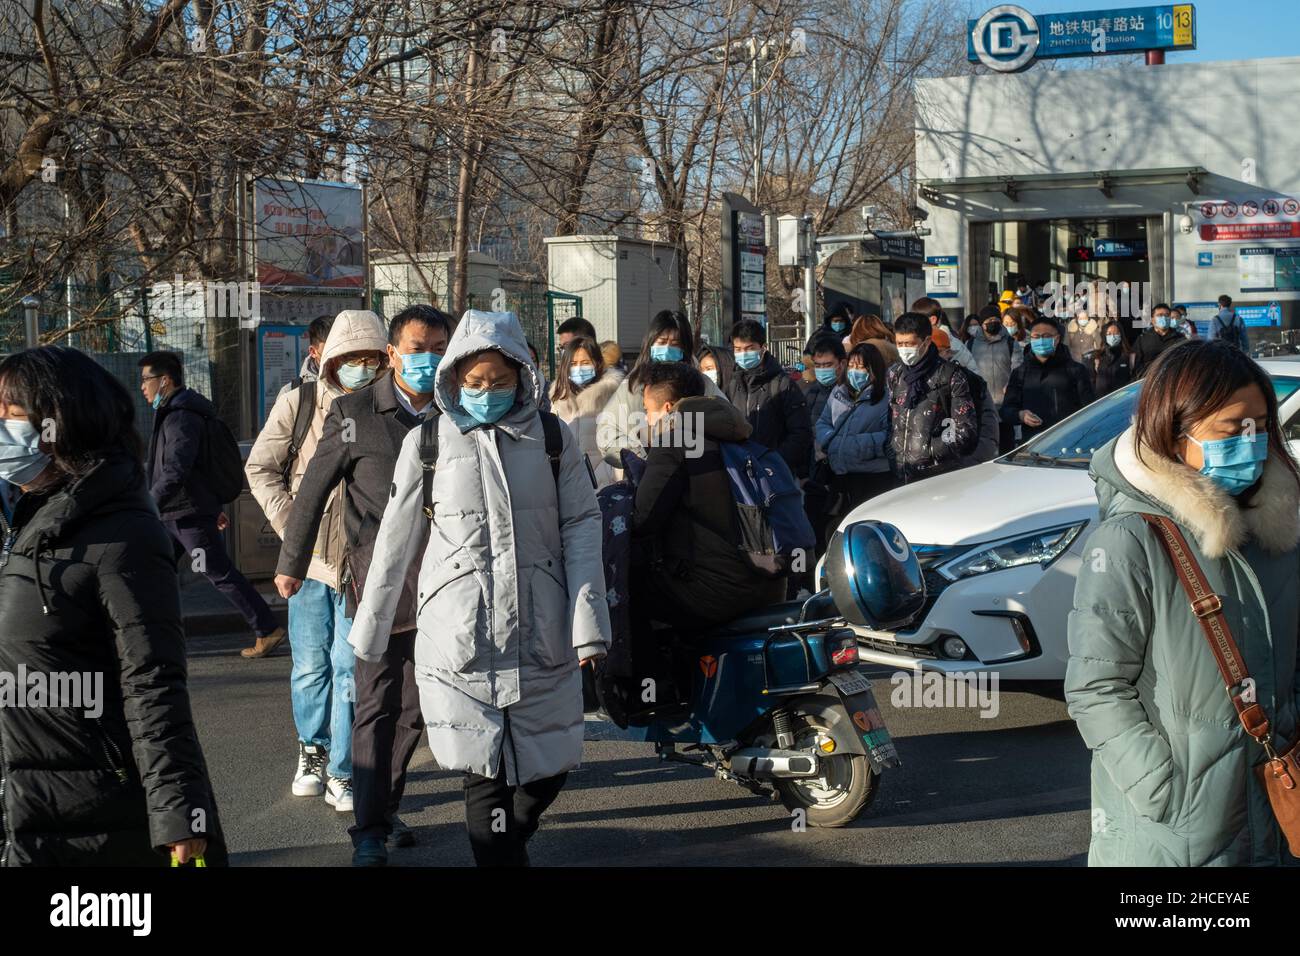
[
  {"xmin": 292, "ymin": 743, "xmax": 327, "ymax": 797},
  {"xmin": 325, "ymin": 775, "xmax": 353, "ymax": 812}
]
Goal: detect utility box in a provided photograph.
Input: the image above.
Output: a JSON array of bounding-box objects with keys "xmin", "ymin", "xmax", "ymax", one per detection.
[
  {"xmin": 226, "ymin": 441, "xmax": 283, "ymax": 581},
  {"xmin": 371, "ymin": 252, "xmax": 502, "ymax": 313},
  {"xmin": 544, "ymin": 235, "xmax": 681, "ymax": 350}
]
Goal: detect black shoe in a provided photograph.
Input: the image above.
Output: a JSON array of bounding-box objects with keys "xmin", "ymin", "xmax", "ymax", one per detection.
[
  {"xmin": 387, "ymin": 814, "xmax": 415, "ymax": 848},
  {"xmin": 352, "ymin": 838, "xmax": 387, "ymax": 867}
]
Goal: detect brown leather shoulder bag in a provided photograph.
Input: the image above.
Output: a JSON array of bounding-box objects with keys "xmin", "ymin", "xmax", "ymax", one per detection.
[{"xmin": 1140, "ymin": 513, "xmax": 1300, "ymax": 855}]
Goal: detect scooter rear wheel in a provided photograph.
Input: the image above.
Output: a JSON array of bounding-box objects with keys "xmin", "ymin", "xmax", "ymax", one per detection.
[{"xmin": 771, "ymin": 713, "xmax": 876, "ymax": 828}]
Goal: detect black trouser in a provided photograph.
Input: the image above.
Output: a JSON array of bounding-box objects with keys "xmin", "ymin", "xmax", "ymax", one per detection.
[
  {"xmin": 165, "ymin": 514, "xmax": 277, "ymax": 636},
  {"xmin": 463, "ymin": 763, "xmax": 568, "ymax": 867},
  {"xmin": 823, "ymin": 470, "xmax": 897, "ymax": 544},
  {"xmin": 998, "ymin": 422, "xmax": 1017, "ymax": 454},
  {"xmin": 348, "ymin": 629, "xmax": 423, "ymax": 847}
]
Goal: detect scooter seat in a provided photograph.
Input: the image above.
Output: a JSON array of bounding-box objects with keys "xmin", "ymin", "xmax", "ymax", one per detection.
[{"xmin": 695, "ymin": 601, "xmax": 804, "ymax": 639}]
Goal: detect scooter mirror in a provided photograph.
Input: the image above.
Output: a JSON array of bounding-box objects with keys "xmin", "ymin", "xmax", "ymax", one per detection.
[{"xmin": 825, "ymin": 521, "xmax": 926, "ymax": 631}]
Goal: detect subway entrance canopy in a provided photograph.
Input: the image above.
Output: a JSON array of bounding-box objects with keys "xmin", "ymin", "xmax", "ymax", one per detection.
[{"xmin": 915, "ymin": 40, "xmax": 1300, "ymax": 338}]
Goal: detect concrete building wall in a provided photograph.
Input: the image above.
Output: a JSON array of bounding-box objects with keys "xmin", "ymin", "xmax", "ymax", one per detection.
[{"xmin": 915, "ymin": 56, "xmax": 1300, "ymax": 331}]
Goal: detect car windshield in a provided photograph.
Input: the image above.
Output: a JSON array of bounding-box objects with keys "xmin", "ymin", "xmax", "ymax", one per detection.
[{"xmin": 1004, "ymin": 376, "xmax": 1300, "ymax": 468}]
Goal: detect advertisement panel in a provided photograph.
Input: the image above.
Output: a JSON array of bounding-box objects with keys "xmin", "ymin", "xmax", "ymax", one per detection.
[{"xmin": 254, "ymin": 178, "xmax": 365, "ymax": 290}]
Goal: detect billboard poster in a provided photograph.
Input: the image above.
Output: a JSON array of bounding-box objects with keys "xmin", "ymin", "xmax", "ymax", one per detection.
[{"xmin": 254, "ymin": 178, "xmax": 365, "ymax": 290}]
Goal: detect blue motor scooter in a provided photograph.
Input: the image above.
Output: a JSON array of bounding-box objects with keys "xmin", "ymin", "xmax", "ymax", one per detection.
[{"xmin": 600, "ymin": 520, "xmax": 924, "ymax": 828}]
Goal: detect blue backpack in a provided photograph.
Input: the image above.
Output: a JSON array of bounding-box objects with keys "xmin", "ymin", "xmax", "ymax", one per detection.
[{"xmin": 719, "ymin": 441, "xmax": 816, "ymax": 578}]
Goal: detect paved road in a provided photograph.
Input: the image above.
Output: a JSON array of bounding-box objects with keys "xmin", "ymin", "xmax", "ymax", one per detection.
[{"xmin": 190, "ymin": 631, "xmax": 1091, "ymax": 866}]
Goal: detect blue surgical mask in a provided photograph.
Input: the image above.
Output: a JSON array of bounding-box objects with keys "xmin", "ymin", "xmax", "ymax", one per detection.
[
  {"xmin": 847, "ymin": 368, "xmax": 870, "ymax": 391},
  {"xmin": 151, "ymin": 391, "xmax": 164, "ymax": 410},
  {"xmin": 460, "ymin": 386, "xmax": 516, "ymax": 424},
  {"xmin": 338, "ymin": 362, "xmax": 378, "ymax": 390},
  {"xmin": 569, "ymin": 365, "xmax": 596, "ymax": 386},
  {"xmin": 1105, "ymin": 333, "xmax": 1121, "ymax": 348},
  {"xmin": 831, "ymin": 321, "xmax": 847, "ymax": 333},
  {"xmin": 734, "ymin": 349, "xmax": 762, "ymax": 370},
  {"xmin": 814, "ymin": 367, "xmax": 838, "ymax": 386},
  {"xmin": 1154, "ymin": 314, "xmax": 1172, "ymax": 330},
  {"xmin": 399, "ymin": 352, "xmax": 441, "ymax": 393},
  {"xmin": 1030, "ymin": 337, "xmax": 1057, "ymax": 357},
  {"xmin": 0, "ymin": 419, "xmax": 51, "ymax": 486},
  {"xmin": 650, "ymin": 344, "xmax": 683, "ymax": 363},
  {"xmin": 1187, "ymin": 432, "xmax": 1269, "ymax": 496}
]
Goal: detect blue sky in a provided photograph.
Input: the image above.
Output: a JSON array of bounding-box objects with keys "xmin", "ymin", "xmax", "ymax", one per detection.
[{"xmin": 963, "ymin": 0, "xmax": 1300, "ymax": 62}]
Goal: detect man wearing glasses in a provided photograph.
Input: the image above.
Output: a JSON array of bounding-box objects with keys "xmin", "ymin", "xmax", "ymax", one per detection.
[
  {"xmin": 139, "ymin": 350, "xmax": 285, "ymax": 658},
  {"xmin": 246, "ymin": 310, "xmax": 390, "ymax": 814}
]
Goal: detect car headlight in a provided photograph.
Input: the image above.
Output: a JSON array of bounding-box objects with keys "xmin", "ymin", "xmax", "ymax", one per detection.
[{"xmin": 936, "ymin": 522, "xmax": 1086, "ymax": 581}]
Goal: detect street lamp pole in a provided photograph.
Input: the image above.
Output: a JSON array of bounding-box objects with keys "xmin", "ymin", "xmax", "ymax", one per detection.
[
  {"xmin": 21, "ymin": 296, "xmax": 40, "ymax": 349},
  {"xmin": 749, "ymin": 37, "xmax": 763, "ymax": 205}
]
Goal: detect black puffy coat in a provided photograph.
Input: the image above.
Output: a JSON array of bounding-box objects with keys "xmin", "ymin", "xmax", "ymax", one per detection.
[
  {"xmin": 1093, "ymin": 345, "xmax": 1134, "ymax": 397},
  {"xmin": 723, "ymin": 352, "xmax": 813, "ymax": 478},
  {"xmin": 0, "ymin": 453, "xmax": 226, "ymax": 866},
  {"xmin": 884, "ymin": 352, "xmax": 979, "ymax": 483},
  {"xmin": 1132, "ymin": 329, "xmax": 1187, "ymax": 377},
  {"xmin": 632, "ymin": 395, "xmax": 786, "ymax": 627},
  {"xmin": 1000, "ymin": 345, "xmax": 1096, "ymax": 441}
]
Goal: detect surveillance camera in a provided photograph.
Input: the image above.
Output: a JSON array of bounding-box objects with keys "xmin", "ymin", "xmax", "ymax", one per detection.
[
  {"xmin": 909, "ymin": 205, "xmax": 929, "ymax": 222},
  {"xmin": 1178, "ymin": 214, "xmax": 1194, "ymax": 234},
  {"xmin": 860, "ymin": 204, "xmax": 877, "ymax": 225}
]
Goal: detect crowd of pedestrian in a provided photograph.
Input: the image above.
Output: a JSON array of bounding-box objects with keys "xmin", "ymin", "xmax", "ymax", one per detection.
[{"xmin": 0, "ymin": 276, "xmax": 1290, "ymax": 871}]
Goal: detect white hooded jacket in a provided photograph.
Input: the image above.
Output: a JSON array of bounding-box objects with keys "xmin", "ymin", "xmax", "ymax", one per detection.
[{"xmin": 348, "ymin": 310, "xmax": 611, "ymax": 784}]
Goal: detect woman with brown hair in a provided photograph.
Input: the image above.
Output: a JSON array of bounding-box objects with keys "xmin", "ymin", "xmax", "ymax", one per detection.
[
  {"xmin": 1067, "ymin": 339, "xmax": 1300, "ymax": 866},
  {"xmin": 550, "ymin": 335, "xmax": 624, "ymax": 488},
  {"xmin": 846, "ymin": 314, "xmax": 899, "ymax": 365}
]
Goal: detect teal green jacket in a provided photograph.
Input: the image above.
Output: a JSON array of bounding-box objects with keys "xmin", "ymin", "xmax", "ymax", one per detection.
[{"xmin": 1067, "ymin": 427, "xmax": 1300, "ymax": 866}]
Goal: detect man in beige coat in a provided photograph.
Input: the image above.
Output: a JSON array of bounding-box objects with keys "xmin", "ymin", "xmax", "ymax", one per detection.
[{"xmin": 246, "ymin": 309, "xmax": 389, "ymax": 811}]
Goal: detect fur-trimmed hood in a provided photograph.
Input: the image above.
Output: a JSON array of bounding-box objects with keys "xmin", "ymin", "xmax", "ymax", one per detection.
[
  {"xmin": 1092, "ymin": 425, "xmax": 1300, "ymax": 558},
  {"xmin": 549, "ymin": 367, "xmax": 624, "ymax": 419}
]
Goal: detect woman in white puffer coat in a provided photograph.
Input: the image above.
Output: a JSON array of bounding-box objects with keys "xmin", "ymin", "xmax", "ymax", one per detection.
[{"xmin": 348, "ymin": 310, "xmax": 611, "ymax": 866}]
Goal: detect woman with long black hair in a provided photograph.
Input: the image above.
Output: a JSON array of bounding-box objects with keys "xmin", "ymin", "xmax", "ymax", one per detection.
[
  {"xmin": 813, "ymin": 343, "xmax": 894, "ymax": 541},
  {"xmin": 1068, "ymin": 339, "xmax": 1300, "ymax": 865},
  {"xmin": 0, "ymin": 347, "xmax": 226, "ymax": 866},
  {"xmin": 596, "ymin": 309, "xmax": 726, "ymax": 465}
]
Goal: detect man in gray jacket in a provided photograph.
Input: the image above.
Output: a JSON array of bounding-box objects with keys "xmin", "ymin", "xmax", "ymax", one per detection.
[{"xmin": 348, "ymin": 310, "xmax": 611, "ymax": 866}]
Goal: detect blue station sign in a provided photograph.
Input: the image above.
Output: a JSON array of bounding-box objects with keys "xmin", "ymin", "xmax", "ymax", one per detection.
[{"xmin": 968, "ymin": 4, "xmax": 1196, "ymax": 72}]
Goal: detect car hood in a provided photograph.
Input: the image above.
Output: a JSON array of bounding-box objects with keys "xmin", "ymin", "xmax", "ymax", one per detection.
[{"xmin": 836, "ymin": 460, "xmax": 1099, "ymax": 547}]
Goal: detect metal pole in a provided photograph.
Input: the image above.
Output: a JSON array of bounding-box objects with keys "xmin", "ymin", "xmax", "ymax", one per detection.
[
  {"xmin": 21, "ymin": 296, "xmax": 40, "ymax": 348},
  {"xmin": 803, "ymin": 216, "xmax": 816, "ymax": 343},
  {"xmin": 1145, "ymin": 49, "xmax": 1165, "ymax": 65},
  {"xmin": 64, "ymin": 190, "xmax": 73, "ymax": 348},
  {"xmin": 750, "ymin": 40, "xmax": 763, "ymax": 204}
]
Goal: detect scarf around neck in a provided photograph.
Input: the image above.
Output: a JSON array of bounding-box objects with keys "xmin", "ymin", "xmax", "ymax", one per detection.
[{"xmin": 901, "ymin": 343, "xmax": 940, "ymax": 409}]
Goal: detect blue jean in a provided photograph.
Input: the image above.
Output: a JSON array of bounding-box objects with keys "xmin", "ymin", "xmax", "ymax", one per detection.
[{"xmin": 288, "ymin": 579, "xmax": 355, "ymax": 780}]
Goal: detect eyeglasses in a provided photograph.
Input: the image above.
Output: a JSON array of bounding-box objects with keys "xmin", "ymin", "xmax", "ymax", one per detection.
[
  {"xmin": 1028, "ymin": 333, "xmax": 1057, "ymax": 341},
  {"xmin": 343, "ymin": 357, "xmax": 382, "ymax": 369}
]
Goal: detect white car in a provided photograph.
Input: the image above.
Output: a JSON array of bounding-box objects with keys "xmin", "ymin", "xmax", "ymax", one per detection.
[{"xmin": 821, "ymin": 357, "xmax": 1300, "ymax": 681}]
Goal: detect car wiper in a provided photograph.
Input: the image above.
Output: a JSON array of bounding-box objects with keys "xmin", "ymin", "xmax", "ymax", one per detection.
[
  {"xmin": 1006, "ymin": 450, "xmax": 1061, "ymax": 466},
  {"xmin": 1006, "ymin": 450, "xmax": 1092, "ymax": 468}
]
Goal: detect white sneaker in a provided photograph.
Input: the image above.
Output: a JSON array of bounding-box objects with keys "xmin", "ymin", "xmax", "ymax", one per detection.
[
  {"xmin": 292, "ymin": 743, "xmax": 327, "ymax": 797},
  {"xmin": 325, "ymin": 775, "xmax": 353, "ymax": 812}
]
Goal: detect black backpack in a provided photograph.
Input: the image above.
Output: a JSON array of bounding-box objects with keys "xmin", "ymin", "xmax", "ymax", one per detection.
[
  {"xmin": 417, "ymin": 409, "xmax": 566, "ymax": 521},
  {"xmin": 281, "ymin": 380, "xmax": 316, "ymax": 491},
  {"xmin": 171, "ymin": 407, "xmax": 243, "ymax": 504}
]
